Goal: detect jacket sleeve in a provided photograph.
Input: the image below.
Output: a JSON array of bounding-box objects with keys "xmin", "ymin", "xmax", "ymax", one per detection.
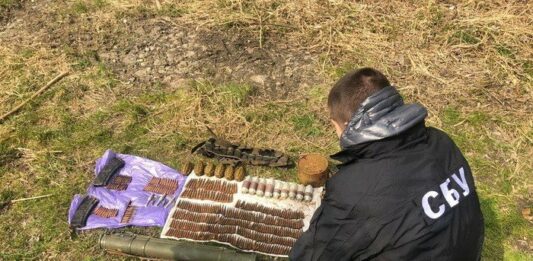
[{"xmin": 289, "ymin": 197, "xmax": 373, "ymax": 261}]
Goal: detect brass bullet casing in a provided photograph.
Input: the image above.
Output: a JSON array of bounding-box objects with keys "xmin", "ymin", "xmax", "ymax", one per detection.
[
  {"xmin": 194, "ymin": 161, "xmax": 205, "ymax": 176},
  {"xmin": 214, "ymin": 164, "xmax": 226, "ymax": 178},
  {"xmin": 224, "ymin": 165, "xmax": 235, "ymax": 180},
  {"xmin": 181, "ymin": 161, "xmax": 194, "ymax": 176},
  {"xmin": 234, "ymin": 166, "xmax": 246, "ymax": 181},
  {"xmin": 204, "ymin": 162, "xmax": 215, "ymax": 177}
]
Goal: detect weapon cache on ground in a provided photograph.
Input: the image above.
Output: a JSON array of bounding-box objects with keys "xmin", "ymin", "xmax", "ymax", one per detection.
[{"xmin": 191, "ymin": 138, "xmax": 294, "ymax": 168}]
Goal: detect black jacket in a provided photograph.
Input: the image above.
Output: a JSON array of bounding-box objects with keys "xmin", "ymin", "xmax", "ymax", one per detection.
[{"xmin": 290, "ymin": 87, "xmax": 484, "ymax": 261}]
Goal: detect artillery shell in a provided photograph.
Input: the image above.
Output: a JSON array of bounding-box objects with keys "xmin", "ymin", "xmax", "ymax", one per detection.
[
  {"xmin": 304, "ymin": 185, "xmax": 314, "ymax": 202},
  {"xmin": 265, "ymin": 178, "xmax": 274, "ymax": 198},
  {"xmin": 256, "ymin": 178, "xmax": 266, "ymax": 197},
  {"xmin": 241, "ymin": 176, "xmax": 251, "ymax": 193},
  {"xmin": 288, "ymin": 183, "xmax": 297, "ymax": 200},
  {"xmin": 273, "ymin": 180, "xmax": 281, "ymax": 199},
  {"xmin": 204, "ymin": 162, "xmax": 215, "ymax": 177},
  {"xmin": 280, "ymin": 182, "xmax": 289, "ymax": 199},
  {"xmin": 214, "ymin": 164, "xmax": 226, "ymax": 178},
  {"xmin": 249, "ymin": 176, "xmax": 259, "ymax": 195},
  {"xmin": 224, "ymin": 165, "xmax": 235, "ymax": 180},
  {"xmin": 181, "ymin": 161, "xmax": 194, "ymax": 176},
  {"xmin": 234, "ymin": 166, "xmax": 246, "ymax": 181},
  {"xmin": 194, "ymin": 161, "xmax": 205, "ymax": 176},
  {"xmin": 296, "ymin": 184, "xmax": 305, "ymax": 201}
]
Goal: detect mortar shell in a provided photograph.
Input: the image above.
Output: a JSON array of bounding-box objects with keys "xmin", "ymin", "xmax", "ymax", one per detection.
[{"xmin": 304, "ymin": 184, "xmax": 314, "ymax": 202}]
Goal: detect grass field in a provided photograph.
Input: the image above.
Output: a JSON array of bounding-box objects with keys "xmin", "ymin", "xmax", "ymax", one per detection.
[{"xmin": 0, "ymin": 0, "xmax": 531, "ymax": 260}]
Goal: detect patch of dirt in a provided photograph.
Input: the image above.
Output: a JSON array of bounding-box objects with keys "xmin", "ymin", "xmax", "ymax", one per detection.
[{"xmin": 1, "ymin": 3, "xmax": 321, "ymax": 99}]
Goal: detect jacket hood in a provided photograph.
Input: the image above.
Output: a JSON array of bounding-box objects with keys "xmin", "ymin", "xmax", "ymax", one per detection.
[{"xmin": 339, "ymin": 86, "xmax": 428, "ymax": 150}]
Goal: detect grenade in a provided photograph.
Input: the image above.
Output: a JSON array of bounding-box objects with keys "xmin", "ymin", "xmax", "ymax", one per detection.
[
  {"xmin": 273, "ymin": 180, "xmax": 281, "ymax": 199},
  {"xmin": 234, "ymin": 166, "xmax": 246, "ymax": 181},
  {"xmin": 181, "ymin": 161, "xmax": 194, "ymax": 176},
  {"xmin": 241, "ymin": 176, "xmax": 251, "ymax": 193},
  {"xmin": 288, "ymin": 183, "xmax": 297, "ymax": 200},
  {"xmin": 256, "ymin": 178, "xmax": 266, "ymax": 197},
  {"xmin": 249, "ymin": 177, "xmax": 259, "ymax": 195},
  {"xmin": 214, "ymin": 164, "xmax": 225, "ymax": 178},
  {"xmin": 296, "ymin": 184, "xmax": 305, "ymax": 201},
  {"xmin": 265, "ymin": 178, "xmax": 274, "ymax": 198},
  {"xmin": 280, "ymin": 182, "xmax": 289, "ymax": 199},
  {"xmin": 204, "ymin": 162, "xmax": 215, "ymax": 177},
  {"xmin": 194, "ymin": 161, "xmax": 205, "ymax": 176},
  {"xmin": 224, "ymin": 165, "xmax": 235, "ymax": 180},
  {"xmin": 304, "ymin": 185, "xmax": 314, "ymax": 202}
]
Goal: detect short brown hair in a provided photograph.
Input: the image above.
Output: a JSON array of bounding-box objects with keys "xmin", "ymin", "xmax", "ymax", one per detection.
[{"xmin": 328, "ymin": 67, "xmax": 391, "ymax": 123}]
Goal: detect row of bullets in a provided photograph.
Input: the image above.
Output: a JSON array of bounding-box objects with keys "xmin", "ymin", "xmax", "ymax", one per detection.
[
  {"xmin": 93, "ymin": 206, "xmax": 119, "ymax": 218},
  {"xmin": 143, "ymin": 177, "xmax": 179, "ymax": 195},
  {"xmin": 105, "ymin": 175, "xmax": 132, "ymax": 191},
  {"xmin": 145, "ymin": 193, "xmax": 177, "ymax": 208},
  {"xmin": 241, "ymin": 176, "xmax": 314, "ymax": 202},
  {"xmin": 181, "ymin": 161, "xmax": 246, "ymax": 181}
]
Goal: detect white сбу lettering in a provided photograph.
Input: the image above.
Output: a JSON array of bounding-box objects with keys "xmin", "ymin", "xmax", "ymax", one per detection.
[{"xmin": 422, "ymin": 167, "xmax": 470, "ymax": 219}]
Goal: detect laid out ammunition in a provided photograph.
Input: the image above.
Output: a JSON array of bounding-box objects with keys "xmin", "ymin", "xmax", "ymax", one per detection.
[
  {"xmin": 194, "ymin": 161, "xmax": 205, "ymax": 176},
  {"xmin": 273, "ymin": 180, "xmax": 281, "ymax": 199},
  {"xmin": 164, "ymin": 196, "xmax": 177, "ymax": 208},
  {"xmin": 234, "ymin": 166, "xmax": 246, "ymax": 181},
  {"xmin": 156, "ymin": 194, "xmax": 167, "ymax": 207},
  {"xmin": 280, "ymin": 182, "xmax": 289, "ymax": 199},
  {"xmin": 241, "ymin": 176, "xmax": 251, "ymax": 194},
  {"xmin": 288, "ymin": 183, "xmax": 297, "ymax": 200},
  {"xmin": 249, "ymin": 177, "xmax": 259, "ymax": 195},
  {"xmin": 265, "ymin": 178, "xmax": 274, "ymax": 198},
  {"xmin": 224, "ymin": 165, "xmax": 235, "ymax": 180},
  {"xmin": 214, "ymin": 164, "xmax": 225, "ymax": 178},
  {"xmin": 181, "ymin": 161, "xmax": 194, "ymax": 176},
  {"xmin": 256, "ymin": 178, "xmax": 266, "ymax": 197},
  {"xmin": 145, "ymin": 193, "xmax": 155, "ymax": 207},
  {"xmin": 304, "ymin": 185, "xmax": 313, "ymax": 202},
  {"xmin": 204, "ymin": 162, "xmax": 215, "ymax": 177},
  {"xmin": 296, "ymin": 184, "xmax": 305, "ymax": 201}
]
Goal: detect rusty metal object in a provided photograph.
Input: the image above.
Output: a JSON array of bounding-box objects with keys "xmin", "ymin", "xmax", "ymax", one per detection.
[
  {"xmin": 297, "ymin": 153, "xmax": 328, "ymax": 187},
  {"xmin": 181, "ymin": 161, "xmax": 194, "ymax": 176},
  {"xmin": 204, "ymin": 162, "xmax": 215, "ymax": 177},
  {"xmin": 234, "ymin": 166, "xmax": 246, "ymax": 181},
  {"xmin": 191, "ymin": 138, "xmax": 294, "ymax": 168}
]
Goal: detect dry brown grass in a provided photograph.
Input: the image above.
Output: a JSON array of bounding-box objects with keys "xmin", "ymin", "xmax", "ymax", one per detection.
[{"xmin": 0, "ymin": 0, "xmax": 531, "ymax": 260}]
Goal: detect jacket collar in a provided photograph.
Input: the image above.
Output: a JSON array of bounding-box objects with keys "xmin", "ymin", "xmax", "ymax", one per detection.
[{"xmin": 332, "ymin": 86, "xmax": 428, "ymax": 164}]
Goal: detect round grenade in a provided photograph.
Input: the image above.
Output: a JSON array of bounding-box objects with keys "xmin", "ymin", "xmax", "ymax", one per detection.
[
  {"xmin": 181, "ymin": 161, "xmax": 194, "ymax": 176},
  {"xmin": 204, "ymin": 162, "xmax": 215, "ymax": 177},
  {"xmin": 194, "ymin": 161, "xmax": 205, "ymax": 176},
  {"xmin": 224, "ymin": 165, "xmax": 235, "ymax": 180},
  {"xmin": 214, "ymin": 164, "xmax": 226, "ymax": 178},
  {"xmin": 234, "ymin": 166, "xmax": 246, "ymax": 181}
]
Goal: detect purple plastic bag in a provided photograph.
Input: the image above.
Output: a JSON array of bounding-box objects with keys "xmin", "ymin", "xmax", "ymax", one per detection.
[{"xmin": 68, "ymin": 149, "xmax": 187, "ymax": 230}]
